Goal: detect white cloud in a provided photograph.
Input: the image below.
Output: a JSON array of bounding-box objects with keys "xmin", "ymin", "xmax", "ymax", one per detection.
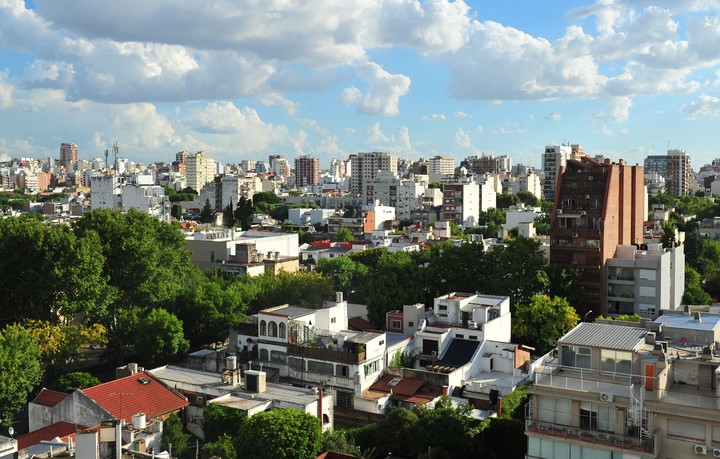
[
  {"xmin": 0, "ymin": 73, "xmax": 14, "ymax": 108},
  {"xmin": 454, "ymin": 127, "xmax": 481, "ymax": 154},
  {"xmin": 365, "ymin": 123, "xmax": 417, "ymax": 155},
  {"xmin": 341, "ymin": 61, "xmax": 410, "ymax": 116},
  {"xmin": 453, "ymin": 111, "xmax": 471, "ymax": 118},
  {"xmin": 476, "ymin": 126, "xmax": 484, "ymax": 134},
  {"xmin": 546, "ymin": 112, "xmax": 562, "ymax": 121},
  {"xmin": 493, "ymin": 126, "xmax": 526, "ymax": 135},
  {"xmin": 681, "ymin": 93, "xmax": 720, "ymax": 119},
  {"xmin": 593, "ymin": 96, "xmax": 632, "ymax": 122},
  {"xmin": 422, "ymin": 113, "xmax": 446, "ymax": 120}
]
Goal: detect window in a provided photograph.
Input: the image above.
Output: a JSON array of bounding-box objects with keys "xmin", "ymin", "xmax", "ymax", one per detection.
[
  {"xmin": 308, "ymin": 360, "xmax": 334, "ymax": 375},
  {"xmin": 260, "ymin": 320, "xmax": 267, "ymax": 336},
  {"xmin": 279, "ymin": 322, "xmax": 286, "ymax": 339},
  {"xmin": 561, "ymin": 345, "xmax": 591, "ymax": 369},
  {"xmin": 390, "ymin": 320, "xmax": 401, "ymax": 330},
  {"xmin": 336, "ymin": 391, "xmax": 354, "ymax": 409},
  {"xmin": 538, "ymin": 396, "xmax": 572, "ymax": 426},
  {"xmin": 408, "ymin": 321, "xmax": 414, "ymax": 327},
  {"xmin": 712, "ymin": 425, "xmax": 720, "ymax": 446},
  {"xmin": 667, "ymin": 419, "xmax": 705, "ymax": 442},
  {"xmin": 331, "ymin": 317, "xmax": 336, "ymax": 324},
  {"xmin": 364, "ymin": 360, "xmax": 380, "ymax": 376},
  {"xmin": 639, "ymin": 269, "xmax": 656, "ymax": 281},
  {"xmin": 639, "ymin": 304, "xmax": 656, "ymax": 316},
  {"xmin": 601, "ymin": 349, "xmax": 632, "ymax": 375},
  {"xmin": 270, "ymin": 350, "xmax": 286, "ymax": 363},
  {"xmin": 268, "ymin": 321, "xmax": 278, "ymax": 337},
  {"xmin": 456, "ymin": 334, "xmax": 464, "ymax": 339},
  {"xmin": 639, "ymin": 286, "xmax": 656, "ymax": 297},
  {"xmin": 210, "ymin": 250, "xmax": 215, "ymax": 262},
  {"xmin": 259, "ymin": 349, "xmax": 269, "ymax": 361},
  {"xmin": 336, "ymin": 365, "xmax": 349, "ymax": 377},
  {"xmin": 579, "ymin": 402, "xmax": 614, "ymax": 432}
]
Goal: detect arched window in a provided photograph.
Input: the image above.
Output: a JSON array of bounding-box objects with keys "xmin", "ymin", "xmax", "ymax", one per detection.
[
  {"xmin": 322, "ymin": 414, "xmax": 330, "ymax": 425},
  {"xmin": 269, "ymin": 321, "xmax": 278, "ymax": 337},
  {"xmin": 279, "ymin": 322, "xmax": 286, "ymax": 339},
  {"xmin": 260, "ymin": 320, "xmax": 267, "ymax": 336},
  {"xmin": 260, "ymin": 348, "xmax": 269, "ymax": 361}
]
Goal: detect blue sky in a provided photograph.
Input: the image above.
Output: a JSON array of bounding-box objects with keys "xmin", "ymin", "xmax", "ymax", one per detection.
[{"xmin": 1, "ymin": 0, "xmax": 720, "ymax": 169}]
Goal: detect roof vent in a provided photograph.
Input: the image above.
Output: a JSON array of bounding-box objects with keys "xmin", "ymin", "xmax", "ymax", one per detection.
[{"xmin": 138, "ymin": 377, "xmax": 150, "ymax": 385}]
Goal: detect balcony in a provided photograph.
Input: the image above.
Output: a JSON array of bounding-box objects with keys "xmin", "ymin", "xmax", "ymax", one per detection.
[
  {"xmin": 287, "ymin": 367, "xmax": 354, "ymax": 389},
  {"xmin": 287, "ymin": 343, "xmax": 366, "ymax": 364},
  {"xmin": 525, "ymin": 419, "xmax": 656, "ymax": 455}
]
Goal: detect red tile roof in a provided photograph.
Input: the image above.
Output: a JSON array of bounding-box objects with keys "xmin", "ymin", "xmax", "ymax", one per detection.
[
  {"xmin": 81, "ymin": 371, "xmax": 188, "ymax": 423},
  {"xmin": 17, "ymin": 422, "xmax": 82, "ymax": 450},
  {"xmin": 32, "ymin": 388, "xmax": 69, "ymax": 407}
]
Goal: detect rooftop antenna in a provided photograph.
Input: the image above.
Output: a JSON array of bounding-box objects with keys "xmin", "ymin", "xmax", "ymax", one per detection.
[{"xmin": 104, "ymin": 149, "xmax": 109, "ymax": 174}]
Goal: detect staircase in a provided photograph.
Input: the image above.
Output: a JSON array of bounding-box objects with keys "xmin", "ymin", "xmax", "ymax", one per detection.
[{"xmin": 628, "ymin": 384, "xmax": 652, "ymax": 439}]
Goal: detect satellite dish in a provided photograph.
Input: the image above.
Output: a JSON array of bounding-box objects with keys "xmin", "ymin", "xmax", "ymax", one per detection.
[{"xmin": 8, "ymin": 427, "xmax": 13, "ymax": 436}]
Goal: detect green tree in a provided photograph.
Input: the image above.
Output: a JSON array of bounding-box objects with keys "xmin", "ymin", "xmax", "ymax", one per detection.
[
  {"xmin": 56, "ymin": 371, "xmax": 101, "ymax": 392},
  {"xmin": 372, "ymin": 407, "xmax": 419, "ymax": 458},
  {"xmin": 683, "ymin": 265, "xmax": 713, "ymax": 305},
  {"xmin": 200, "ymin": 198, "xmax": 216, "ymax": 223},
  {"xmin": 248, "ymin": 271, "xmax": 335, "ymax": 313},
  {"xmin": 162, "ymin": 413, "xmax": 189, "ymax": 457},
  {"xmin": 203, "ymin": 433, "xmax": 236, "ymax": 459},
  {"xmin": 0, "ymin": 324, "xmax": 43, "ymax": 427},
  {"xmin": 253, "ymin": 192, "xmax": 281, "ymax": 205},
  {"xmin": 496, "ymin": 193, "xmax": 520, "ymax": 209},
  {"xmin": 320, "ymin": 430, "xmax": 363, "ymax": 457},
  {"xmin": 335, "ymin": 227, "xmax": 354, "ymax": 241},
  {"xmin": 363, "ymin": 251, "xmax": 424, "ymax": 326},
  {"xmin": 316, "ymin": 256, "xmax": 369, "ymax": 298},
  {"xmin": 512, "ymin": 294, "xmax": 580, "ymax": 354},
  {"xmin": 135, "ymin": 308, "xmax": 189, "ymax": 366},
  {"xmin": 482, "ymin": 237, "xmax": 548, "ymax": 307},
  {"xmin": 25, "ymin": 321, "xmax": 107, "ymax": 375},
  {"xmin": 171, "ymin": 204, "xmax": 182, "ymax": 220},
  {"xmin": 223, "ymin": 202, "xmax": 235, "ymax": 227},
  {"xmin": 234, "ymin": 196, "xmax": 254, "ymax": 230},
  {"xmin": 202, "ymin": 402, "xmax": 247, "ymax": 443},
  {"xmin": 516, "ymin": 191, "xmax": 540, "ymax": 207},
  {"xmin": 235, "ymin": 408, "xmax": 322, "ymax": 459}
]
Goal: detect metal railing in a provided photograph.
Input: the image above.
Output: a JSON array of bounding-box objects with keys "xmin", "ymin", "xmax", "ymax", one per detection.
[{"xmin": 525, "ymin": 418, "xmax": 656, "ymax": 454}]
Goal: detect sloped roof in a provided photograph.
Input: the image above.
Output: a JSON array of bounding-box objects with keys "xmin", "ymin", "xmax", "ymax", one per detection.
[
  {"xmin": 436, "ymin": 339, "xmax": 480, "ymax": 367},
  {"xmin": 558, "ymin": 322, "xmax": 646, "ymax": 351},
  {"xmin": 80, "ymin": 371, "xmax": 188, "ymax": 422},
  {"xmin": 17, "ymin": 422, "xmax": 81, "ymax": 450},
  {"xmin": 32, "ymin": 388, "xmax": 69, "ymax": 407}
]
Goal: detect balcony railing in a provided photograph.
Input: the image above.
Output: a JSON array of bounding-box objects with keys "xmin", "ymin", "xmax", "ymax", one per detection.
[
  {"xmin": 525, "ymin": 419, "xmax": 656, "ymax": 454},
  {"xmin": 287, "ymin": 343, "xmax": 366, "ymax": 364},
  {"xmin": 287, "ymin": 367, "xmax": 354, "ymax": 389}
]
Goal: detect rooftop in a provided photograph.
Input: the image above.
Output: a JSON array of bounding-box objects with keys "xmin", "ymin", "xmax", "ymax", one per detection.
[
  {"xmin": 32, "ymin": 388, "xmax": 69, "ymax": 407},
  {"xmin": 261, "ymin": 304, "xmax": 315, "ymax": 319},
  {"xmin": 654, "ymin": 312, "xmax": 720, "ymax": 332},
  {"xmin": 558, "ymin": 322, "xmax": 647, "ymax": 351}
]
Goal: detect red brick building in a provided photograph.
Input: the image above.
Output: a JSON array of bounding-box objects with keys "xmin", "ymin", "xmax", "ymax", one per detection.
[{"xmin": 550, "ymin": 157, "xmax": 646, "ymax": 316}]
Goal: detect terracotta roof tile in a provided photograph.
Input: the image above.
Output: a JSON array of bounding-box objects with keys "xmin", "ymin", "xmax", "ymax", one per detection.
[
  {"xmin": 17, "ymin": 422, "xmax": 82, "ymax": 450},
  {"xmin": 81, "ymin": 371, "xmax": 188, "ymax": 423},
  {"xmin": 32, "ymin": 388, "xmax": 69, "ymax": 407}
]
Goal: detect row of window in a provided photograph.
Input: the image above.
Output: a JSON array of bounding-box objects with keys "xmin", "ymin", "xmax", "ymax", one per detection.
[
  {"xmin": 259, "ymin": 320, "xmax": 286, "ymax": 339},
  {"xmin": 561, "ymin": 346, "xmax": 632, "ymax": 375}
]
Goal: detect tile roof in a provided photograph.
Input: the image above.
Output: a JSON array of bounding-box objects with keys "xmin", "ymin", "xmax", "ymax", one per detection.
[
  {"xmin": 17, "ymin": 422, "xmax": 82, "ymax": 450},
  {"xmin": 558, "ymin": 322, "xmax": 647, "ymax": 351},
  {"xmin": 32, "ymin": 388, "xmax": 69, "ymax": 407},
  {"xmin": 80, "ymin": 371, "xmax": 188, "ymax": 423}
]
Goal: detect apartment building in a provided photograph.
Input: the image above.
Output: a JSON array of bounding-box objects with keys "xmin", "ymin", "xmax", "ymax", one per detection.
[
  {"xmin": 550, "ymin": 157, "xmax": 646, "ymax": 316},
  {"xmin": 606, "ymin": 243, "xmax": 685, "ymax": 319},
  {"xmin": 442, "ymin": 181, "xmax": 479, "ymax": 227},
  {"xmin": 542, "ymin": 145, "xmax": 574, "ymax": 201},
  {"xmin": 666, "ymin": 149, "xmax": 692, "ymax": 196},
  {"xmin": 348, "ymin": 152, "xmax": 398, "ymax": 196},
  {"xmin": 186, "ymin": 151, "xmax": 216, "ymax": 192},
  {"xmin": 59, "ymin": 143, "xmax": 78, "ymax": 169},
  {"xmin": 526, "ymin": 316, "xmax": 720, "ymax": 459},
  {"xmin": 295, "ymin": 155, "xmax": 320, "ymax": 187},
  {"xmin": 429, "ymin": 156, "xmax": 456, "ymax": 176}
]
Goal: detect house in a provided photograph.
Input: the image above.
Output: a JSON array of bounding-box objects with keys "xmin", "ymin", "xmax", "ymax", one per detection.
[
  {"xmin": 28, "ymin": 369, "xmax": 188, "ymax": 433},
  {"xmin": 526, "ymin": 315, "xmax": 720, "ymax": 459}
]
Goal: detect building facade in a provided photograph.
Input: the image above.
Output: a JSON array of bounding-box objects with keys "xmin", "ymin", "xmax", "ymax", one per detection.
[
  {"xmin": 295, "ymin": 155, "xmax": 320, "ymax": 187},
  {"xmin": 550, "ymin": 157, "xmax": 646, "ymax": 316},
  {"xmin": 348, "ymin": 152, "xmax": 398, "ymax": 196},
  {"xmin": 59, "ymin": 143, "xmax": 78, "ymax": 169},
  {"xmin": 665, "ymin": 149, "xmax": 692, "ymax": 196},
  {"xmin": 186, "ymin": 151, "xmax": 216, "ymax": 192}
]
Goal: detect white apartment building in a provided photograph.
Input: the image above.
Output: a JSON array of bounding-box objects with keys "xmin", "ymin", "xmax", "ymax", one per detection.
[
  {"xmin": 542, "ymin": 145, "xmax": 574, "ymax": 201},
  {"xmin": 442, "ymin": 181, "xmax": 480, "ymax": 227},
  {"xmin": 527, "ymin": 316, "xmax": 720, "ymax": 459},
  {"xmin": 186, "ymin": 151, "xmax": 216, "ymax": 192},
  {"xmin": 606, "ymin": 243, "xmax": 685, "ymax": 319},
  {"xmin": 511, "ymin": 171, "xmax": 543, "ymax": 200},
  {"xmin": 429, "ymin": 156, "xmax": 456, "ymax": 176}
]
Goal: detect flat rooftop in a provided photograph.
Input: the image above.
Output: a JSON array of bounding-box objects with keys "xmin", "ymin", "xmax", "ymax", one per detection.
[
  {"xmin": 261, "ymin": 305, "xmax": 315, "ymax": 319},
  {"xmin": 654, "ymin": 313, "xmax": 720, "ymax": 332},
  {"xmin": 558, "ymin": 322, "xmax": 647, "ymax": 351}
]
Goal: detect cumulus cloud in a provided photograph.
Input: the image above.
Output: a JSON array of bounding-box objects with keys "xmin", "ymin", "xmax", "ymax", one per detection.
[
  {"xmin": 681, "ymin": 93, "xmax": 720, "ymax": 119},
  {"xmin": 593, "ymin": 96, "xmax": 632, "ymax": 122},
  {"xmin": 422, "ymin": 113, "xmax": 446, "ymax": 120},
  {"xmin": 365, "ymin": 123, "xmax": 417, "ymax": 155},
  {"xmin": 0, "ymin": 74, "xmax": 14, "ymax": 108},
  {"xmin": 341, "ymin": 61, "xmax": 410, "ymax": 116},
  {"xmin": 453, "ymin": 111, "xmax": 471, "ymax": 118},
  {"xmin": 545, "ymin": 112, "xmax": 562, "ymax": 121},
  {"xmin": 493, "ymin": 126, "xmax": 526, "ymax": 135},
  {"xmin": 454, "ymin": 127, "xmax": 481, "ymax": 154}
]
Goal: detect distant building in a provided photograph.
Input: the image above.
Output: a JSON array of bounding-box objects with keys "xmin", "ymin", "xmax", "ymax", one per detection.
[
  {"xmin": 542, "ymin": 144, "xmax": 584, "ymax": 201},
  {"xmin": 59, "ymin": 143, "xmax": 78, "ymax": 169},
  {"xmin": 186, "ymin": 151, "xmax": 216, "ymax": 192},
  {"xmin": 442, "ymin": 181, "xmax": 479, "ymax": 227},
  {"xmin": 295, "ymin": 155, "xmax": 321, "ymax": 187},
  {"xmin": 429, "ymin": 156, "xmax": 455, "ymax": 176},
  {"xmin": 348, "ymin": 152, "xmax": 398, "ymax": 196},
  {"xmin": 666, "ymin": 149, "xmax": 692, "ymax": 196}
]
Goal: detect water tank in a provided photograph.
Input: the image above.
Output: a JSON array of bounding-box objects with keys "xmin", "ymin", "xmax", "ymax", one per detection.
[
  {"xmin": 337, "ymin": 335, "xmax": 346, "ymax": 347},
  {"xmin": 132, "ymin": 412, "xmax": 146, "ymax": 430},
  {"xmin": 225, "ymin": 355, "xmax": 237, "ymax": 370}
]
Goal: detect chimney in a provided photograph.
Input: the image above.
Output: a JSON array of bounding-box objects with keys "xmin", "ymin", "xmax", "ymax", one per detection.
[
  {"xmin": 694, "ymin": 312, "xmax": 702, "ymax": 323},
  {"xmin": 645, "ymin": 332, "xmax": 656, "ymax": 345},
  {"xmin": 336, "ymin": 291, "xmax": 343, "ymax": 303},
  {"xmin": 317, "ymin": 387, "xmax": 323, "ymax": 428},
  {"xmin": 442, "ymin": 385, "xmax": 449, "ymax": 396}
]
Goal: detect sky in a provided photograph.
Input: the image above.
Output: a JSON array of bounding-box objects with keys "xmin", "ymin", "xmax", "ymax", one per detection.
[{"xmin": 1, "ymin": 1, "xmax": 720, "ymax": 169}]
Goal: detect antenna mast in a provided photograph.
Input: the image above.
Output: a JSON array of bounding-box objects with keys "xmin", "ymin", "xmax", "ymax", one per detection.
[{"xmin": 113, "ymin": 141, "xmax": 119, "ymax": 174}]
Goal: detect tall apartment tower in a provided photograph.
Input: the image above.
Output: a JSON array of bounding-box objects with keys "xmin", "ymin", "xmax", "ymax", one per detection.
[
  {"xmin": 294, "ymin": 155, "xmax": 320, "ymax": 187},
  {"xmin": 428, "ymin": 156, "xmax": 455, "ymax": 175},
  {"xmin": 542, "ymin": 144, "xmax": 586, "ymax": 201},
  {"xmin": 60, "ymin": 143, "xmax": 78, "ymax": 169},
  {"xmin": 348, "ymin": 152, "xmax": 398, "ymax": 196},
  {"xmin": 550, "ymin": 157, "xmax": 645, "ymax": 317},
  {"xmin": 665, "ymin": 149, "xmax": 692, "ymax": 196},
  {"xmin": 186, "ymin": 151, "xmax": 216, "ymax": 192}
]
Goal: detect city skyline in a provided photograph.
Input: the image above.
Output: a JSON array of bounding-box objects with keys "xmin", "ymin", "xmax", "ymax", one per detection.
[{"xmin": 1, "ymin": 1, "xmax": 720, "ymax": 168}]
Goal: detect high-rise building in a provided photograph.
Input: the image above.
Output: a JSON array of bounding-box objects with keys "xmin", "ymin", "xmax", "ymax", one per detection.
[
  {"xmin": 269, "ymin": 155, "xmax": 290, "ymax": 179},
  {"xmin": 428, "ymin": 156, "xmax": 455, "ymax": 176},
  {"xmin": 542, "ymin": 145, "xmax": 573, "ymax": 201},
  {"xmin": 442, "ymin": 180, "xmax": 479, "ymax": 227},
  {"xmin": 643, "ymin": 155, "xmax": 667, "ymax": 176},
  {"xmin": 294, "ymin": 155, "xmax": 320, "ymax": 187},
  {"xmin": 666, "ymin": 149, "xmax": 692, "ymax": 196},
  {"xmin": 348, "ymin": 152, "xmax": 398, "ymax": 196},
  {"xmin": 60, "ymin": 143, "xmax": 78, "ymax": 169},
  {"xmin": 186, "ymin": 151, "xmax": 216, "ymax": 192},
  {"xmin": 550, "ymin": 157, "xmax": 645, "ymax": 317}
]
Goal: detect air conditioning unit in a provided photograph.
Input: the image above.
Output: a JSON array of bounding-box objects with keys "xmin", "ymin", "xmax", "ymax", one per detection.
[
  {"xmin": 588, "ymin": 176, "xmax": 594, "ymax": 181},
  {"xmin": 572, "ymin": 233, "xmax": 579, "ymax": 238},
  {"xmin": 712, "ymin": 448, "xmax": 720, "ymax": 457},
  {"xmin": 581, "ymin": 211, "xmax": 587, "ymax": 215},
  {"xmin": 695, "ymin": 444, "xmax": 708, "ymax": 455},
  {"xmin": 600, "ymin": 392, "xmax": 613, "ymax": 402},
  {"xmin": 585, "ymin": 195, "xmax": 590, "ymax": 199},
  {"xmin": 557, "ymin": 209, "xmax": 563, "ymax": 214}
]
